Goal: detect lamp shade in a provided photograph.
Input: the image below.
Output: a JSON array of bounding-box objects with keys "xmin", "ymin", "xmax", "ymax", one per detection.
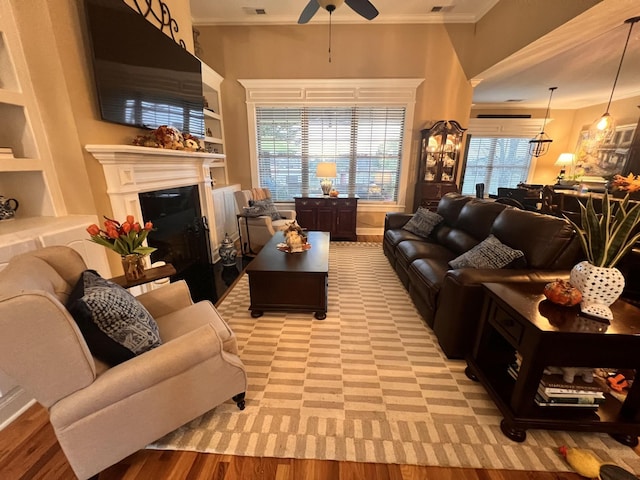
[
  {"xmin": 555, "ymin": 153, "xmax": 575, "ymax": 167},
  {"xmin": 316, "ymin": 162, "xmax": 337, "ymax": 178}
]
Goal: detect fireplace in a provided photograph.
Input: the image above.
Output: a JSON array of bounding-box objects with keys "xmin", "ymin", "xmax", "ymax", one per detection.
[
  {"xmin": 139, "ymin": 185, "xmax": 215, "ymax": 302},
  {"xmin": 86, "ymin": 144, "xmax": 226, "ymax": 302}
]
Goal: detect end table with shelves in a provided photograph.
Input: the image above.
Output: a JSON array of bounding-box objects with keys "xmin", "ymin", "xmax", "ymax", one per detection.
[{"xmin": 466, "ymin": 282, "xmax": 640, "ymax": 446}]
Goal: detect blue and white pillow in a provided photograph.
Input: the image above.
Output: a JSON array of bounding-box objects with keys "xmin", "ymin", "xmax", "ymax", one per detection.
[
  {"xmin": 66, "ymin": 270, "xmax": 162, "ymax": 366},
  {"xmin": 402, "ymin": 207, "xmax": 443, "ymax": 239},
  {"xmin": 449, "ymin": 235, "xmax": 526, "ymax": 269}
]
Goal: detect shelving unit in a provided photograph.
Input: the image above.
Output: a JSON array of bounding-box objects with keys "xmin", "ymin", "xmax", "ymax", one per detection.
[
  {"xmin": 200, "ymin": 62, "xmax": 229, "ymax": 186},
  {"xmin": 413, "ymin": 120, "xmax": 466, "ymax": 211},
  {"xmin": 0, "ymin": 0, "xmax": 62, "ymax": 220}
]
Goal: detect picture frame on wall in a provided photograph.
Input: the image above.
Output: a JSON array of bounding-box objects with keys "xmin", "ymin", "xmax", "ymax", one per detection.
[{"xmin": 574, "ymin": 123, "xmax": 637, "ymax": 179}]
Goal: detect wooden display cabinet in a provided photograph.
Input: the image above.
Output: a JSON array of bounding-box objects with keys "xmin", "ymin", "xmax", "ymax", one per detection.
[{"xmin": 413, "ymin": 120, "xmax": 466, "ymax": 211}]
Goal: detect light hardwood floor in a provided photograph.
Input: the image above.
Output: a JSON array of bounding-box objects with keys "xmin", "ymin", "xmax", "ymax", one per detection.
[{"xmin": 1, "ymin": 404, "xmax": 584, "ymax": 480}]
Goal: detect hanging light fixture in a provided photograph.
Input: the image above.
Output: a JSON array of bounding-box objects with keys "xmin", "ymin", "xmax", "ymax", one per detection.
[
  {"xmin": 529, "ymin": 87, "xmax": 557, "ymax": 158},
  {"xmin": 589, "ymin": 16, "xmax": 640, "ymax": 144}
]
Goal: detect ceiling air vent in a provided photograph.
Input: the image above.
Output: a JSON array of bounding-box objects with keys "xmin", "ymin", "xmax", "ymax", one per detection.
[{"xmin": 431, "ymin": 5, "xmax": 454, "ymax": 12}]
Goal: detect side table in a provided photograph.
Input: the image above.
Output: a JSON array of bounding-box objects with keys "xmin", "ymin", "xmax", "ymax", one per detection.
[
  {"xmin": 236, "ymin": 213, "xmax": 259, "ymax": 256},
  {"xmin": 109, "ymin": 263, "xmax": 176, "ymax": 289},
  {"xmin": 466, "ymin": 282, "xmax": 640, "ymax": 446}
]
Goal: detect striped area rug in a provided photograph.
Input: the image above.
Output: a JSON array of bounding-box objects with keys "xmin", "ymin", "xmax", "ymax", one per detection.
[{"xmin": 150, "ymin": 242, "xmax": 640, "ymax": 474}]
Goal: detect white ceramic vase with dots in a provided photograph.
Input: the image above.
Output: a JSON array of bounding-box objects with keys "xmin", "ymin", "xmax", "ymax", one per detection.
[{"xmin": 569, "ymin": 261, "xmax": 625, "ymax": 321}]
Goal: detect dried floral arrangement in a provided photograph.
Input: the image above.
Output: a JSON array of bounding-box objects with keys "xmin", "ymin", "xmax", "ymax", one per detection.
[{"xmin": 132, "ymin": 125, "xmax": 203, "ymax": 152}]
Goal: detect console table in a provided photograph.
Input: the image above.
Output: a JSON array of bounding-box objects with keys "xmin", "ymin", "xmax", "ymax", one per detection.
[
  {"xmin": 294, "ymin": 195, "xmax": 358, "ymax": 241},
  {"xmin": 466, "ymin": 282, "xmax": 640, "ymax": 446}
]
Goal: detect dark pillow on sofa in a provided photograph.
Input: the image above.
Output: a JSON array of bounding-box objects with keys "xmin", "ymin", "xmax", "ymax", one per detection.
[
  {"xmin": 449, "ymin": 235, "xmax": 526, "ymax": 269},
  {"xmin": 402, "ymin": 207, "xmax": 443, "ymax": 239},
  {"xmin": 66, "ymin": 270, "xmax": 162, "ymax": 366},
  {"xmin": 249, "ymin": 198, "xmax": 282, "ymax": 221}
]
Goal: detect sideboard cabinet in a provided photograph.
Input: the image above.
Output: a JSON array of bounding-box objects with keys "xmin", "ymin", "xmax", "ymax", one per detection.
[
  {"xmin": 413, "ymin": 120, "xmax": 466, "ymax": 211},
  {"xmin": 294, "ymin": 196, "xmax": 358, "ymax": 241}
]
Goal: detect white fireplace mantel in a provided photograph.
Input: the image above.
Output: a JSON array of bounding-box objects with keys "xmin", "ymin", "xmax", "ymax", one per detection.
[{"xmin": 85, "ymin": 144, "xmax": 226, "ymax": 250}]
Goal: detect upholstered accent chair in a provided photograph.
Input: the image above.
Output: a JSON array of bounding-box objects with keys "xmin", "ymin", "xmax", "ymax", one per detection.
[
  {"xmin": 234, "ymin": 187, "xmax": 296, "ymax": 253},
  {"xmin": 0, "ymin": 246, "xmax": 247, "ymax": 479}
]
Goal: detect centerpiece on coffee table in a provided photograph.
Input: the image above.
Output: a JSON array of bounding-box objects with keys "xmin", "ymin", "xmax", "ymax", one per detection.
[{"xmin": 278, "ymin": 220, "xmax": 311, "ymax": 253}]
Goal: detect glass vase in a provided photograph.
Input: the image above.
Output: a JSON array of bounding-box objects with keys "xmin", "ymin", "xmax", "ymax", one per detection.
[{"xmin": 121, "ymin": 254, "xmax": 146, "ymax": 282}]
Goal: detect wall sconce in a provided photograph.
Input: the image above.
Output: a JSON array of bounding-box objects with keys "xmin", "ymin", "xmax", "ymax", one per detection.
[
  {"xmin": 590, "ymin": 16, "xmax": 640, "ymax": 144},
  {"xmin": 554, "ymin": 153, "xmax": 575, "ymax": 183},
  {"xmin": 316, "ymin": 162, "xmax": 337, "ymax": 195},
  {"xmin": 529, "ymin": 87, "xmax": 557, "ymax": 158}
]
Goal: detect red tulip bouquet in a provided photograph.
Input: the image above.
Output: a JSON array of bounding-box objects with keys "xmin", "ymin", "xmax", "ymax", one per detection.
[{"xmin": 87, "ymin": 215, "xmax": 156, "ymax": 257}]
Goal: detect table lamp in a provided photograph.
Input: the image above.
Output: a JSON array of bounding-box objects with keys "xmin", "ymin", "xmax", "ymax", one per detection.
[
  {"xmin": 555, "ymin": 153, "xmax": 574, "ymax": 183},
  {"xmin": 316, "ymin": 162, "xmax": 337, "ymax": 195}
]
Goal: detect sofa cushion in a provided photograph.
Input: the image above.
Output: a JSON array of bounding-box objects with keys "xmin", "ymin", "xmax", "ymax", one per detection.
[
  {"xmin": 66, "ymin": 270, "xmax": 162, "ymax": 366},
  {"xmin": 449, "ymin": 235, "xmax": 525, "ymax": 269},
  {"xmin": 491, "ymin": 208, "xmax": 580, "ymax": 269},
  {"xmin": 402, "ymin": 208, "xmax": 443, "ymax": 239},
  {"xmin": 455, "ymin": 200, "xmax": 508, "ymax": 240},
  {"xmin": 436, "ymin": 193, "xmax": 473, "ymax": 226}
]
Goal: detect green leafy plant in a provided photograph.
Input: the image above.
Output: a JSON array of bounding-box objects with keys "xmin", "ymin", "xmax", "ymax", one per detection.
[{"xmin": 565, "ymin": 192, "xmax": 640, "ymax": 268}]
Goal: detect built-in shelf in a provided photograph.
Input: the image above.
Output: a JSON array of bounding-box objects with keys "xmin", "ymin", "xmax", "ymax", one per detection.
[{"xmin": 0, "ymin": 158, "xmax": 43, "ymax": 171}]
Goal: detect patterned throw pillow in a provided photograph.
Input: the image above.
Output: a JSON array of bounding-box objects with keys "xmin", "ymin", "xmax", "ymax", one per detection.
[
  {"xmin": 250, "ymin": 198, "xmax": 282, "ymax": 221},
  {"xmin": 449, "ymin": 235, "xmax": 526, "ymax": 269},
  {"xmin": 66, "ymin": 270, "xmax": 162, "ymax": 366},
  {"xmin": 402, "ymin": 207, "xmax": 444, "ymax": 239}
]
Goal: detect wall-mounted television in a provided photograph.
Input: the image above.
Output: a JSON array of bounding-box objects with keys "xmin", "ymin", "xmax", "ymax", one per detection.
[{"xmin": 83, "ymin": 0, "xmax": 204, "ymax": 137}]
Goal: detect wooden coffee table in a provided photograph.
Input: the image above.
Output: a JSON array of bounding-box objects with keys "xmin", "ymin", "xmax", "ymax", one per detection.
[{"xmin": 246, "ymin": 231, "xmax": 329, "ymax": 319}]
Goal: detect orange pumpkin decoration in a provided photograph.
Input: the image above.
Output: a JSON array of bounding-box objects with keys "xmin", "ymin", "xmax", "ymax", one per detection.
[{"xmin": 543, "ymin": 279, "xmax": 582, "ymax": 307}]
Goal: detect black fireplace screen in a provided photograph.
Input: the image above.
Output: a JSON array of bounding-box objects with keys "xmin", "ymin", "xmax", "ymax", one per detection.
[{"xmin": 139, "ymin": 185, "xmax": 214, "ymax": 302}]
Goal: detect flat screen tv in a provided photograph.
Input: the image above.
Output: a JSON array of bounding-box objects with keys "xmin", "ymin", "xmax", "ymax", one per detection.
[{"xmin": 84, "ymin": 0, "xmax": 204, "ymax": 137}]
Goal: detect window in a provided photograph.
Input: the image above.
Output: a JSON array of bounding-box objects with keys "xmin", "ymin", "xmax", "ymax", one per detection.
[
  {"xmin": 255, "ymin": 106, "xmax": 405, "ymax": 201},
  {"xmin": 239, "ymin": 78, "xmax": 422, "ymax": 208},
  {"xmin": 461, "ymin": 137, "xmax": 533, "ymax": 196}
]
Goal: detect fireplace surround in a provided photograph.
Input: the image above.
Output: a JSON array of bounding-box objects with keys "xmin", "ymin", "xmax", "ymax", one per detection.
[{"xmin": 86, "ymin": 144, "xmax": 226, "ymax": 301}]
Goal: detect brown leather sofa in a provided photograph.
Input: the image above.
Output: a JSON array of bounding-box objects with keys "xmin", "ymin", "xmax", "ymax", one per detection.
[{"xmin": 384, "ymin": 193, "xmax": 582, "ymax": 359}]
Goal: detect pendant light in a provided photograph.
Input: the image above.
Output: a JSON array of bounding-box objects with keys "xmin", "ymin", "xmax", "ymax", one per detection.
[
  {"xmin": 529, "ymin": 87, "xmax": 557, "ymax": 158},
  {"xmin": 589, "ymin": 16, "xmax": 640, "ymax": 144}
]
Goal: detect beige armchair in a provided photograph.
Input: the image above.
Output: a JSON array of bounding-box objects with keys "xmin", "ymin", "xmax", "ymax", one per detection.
[
  {"xmin": 0, "ymin": 246, "xmax": 247, "ymax": 479},
  {"xmin": 234, "ymin": 188, "xmax": 296, "ymax": 253}
]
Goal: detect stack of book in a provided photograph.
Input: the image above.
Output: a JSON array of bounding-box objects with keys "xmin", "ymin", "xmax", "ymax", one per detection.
[
  {"xmin": 507, "ymin": 356, "xmax": 606, "ymax": 409},
  {"xmin": 536, "ymin": 374, "xmax": 605, "ymax": 408}
]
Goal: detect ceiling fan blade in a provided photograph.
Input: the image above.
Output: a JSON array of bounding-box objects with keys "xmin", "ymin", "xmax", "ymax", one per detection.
[
  {"xmin": 345, "ymin": 0, "xmax": 378, "ymax": 20},
  {"xmin": 298, "ymin": 0, "xmax": 320, "ymax": 24}
]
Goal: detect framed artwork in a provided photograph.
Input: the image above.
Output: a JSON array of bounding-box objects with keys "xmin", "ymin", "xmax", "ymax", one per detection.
[{"xmin": 574, "ymin": 123, "xmax": 636, "ymax": 179}]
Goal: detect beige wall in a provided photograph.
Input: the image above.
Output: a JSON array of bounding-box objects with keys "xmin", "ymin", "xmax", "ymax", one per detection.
[
  {"xmin": 196, "ymin": 23, "xmax": 473, "ymax": 222},
  {"xmin": 449, "ymin": 0, "xmax": 601, "ymax": 79}
]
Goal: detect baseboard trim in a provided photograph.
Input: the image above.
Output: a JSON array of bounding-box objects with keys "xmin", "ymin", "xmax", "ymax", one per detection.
[
  {"xmin": 356, "ymin": 227, "xmax": 384, "ymax": 236},
  {"xmin": 0, "ymin": 387, "xmax": 35, "ymax": 431}
]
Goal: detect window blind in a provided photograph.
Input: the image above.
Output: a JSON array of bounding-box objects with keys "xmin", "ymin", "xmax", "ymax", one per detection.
[
  {"xmin": 461, "ymin": 137, "xmax": 532, "ymax": 196},
  {"xmin": 255, "ymin": 106, "xmax": 405, "ymax": 201}
]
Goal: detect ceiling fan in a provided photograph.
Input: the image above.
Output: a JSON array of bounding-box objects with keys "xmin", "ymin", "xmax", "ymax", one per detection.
[{"xmin": 297, "ymin": 0, "xmax": 379, "ymax": 24}]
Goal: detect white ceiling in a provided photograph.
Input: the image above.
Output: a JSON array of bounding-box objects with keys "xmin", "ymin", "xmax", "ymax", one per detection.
[{"xmin": 189, "ymin": 0, "xmax": 640, "ymax": 109}]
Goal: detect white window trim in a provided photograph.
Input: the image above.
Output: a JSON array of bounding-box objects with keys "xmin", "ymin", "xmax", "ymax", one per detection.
[
  {"xmin": 466, "ymin": 117, "xmax": 554, "ymax": 184},
  {"xmin": 238, "ymin": 78, "xmax": 423, "ymax": 212}
]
